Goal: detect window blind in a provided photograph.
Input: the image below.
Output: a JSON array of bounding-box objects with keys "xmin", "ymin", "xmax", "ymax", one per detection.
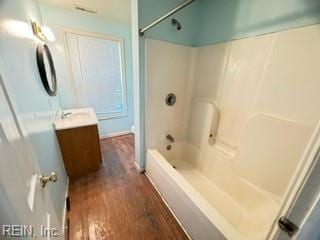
[{"xmin": 65, "ymin": 32, "xmax": 126, "ymax": 119}]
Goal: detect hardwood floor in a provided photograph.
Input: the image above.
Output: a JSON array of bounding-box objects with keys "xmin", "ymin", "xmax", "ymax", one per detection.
[{"xmin": 68, "ymin": 134, "xmax": 189, "ymax": 240}]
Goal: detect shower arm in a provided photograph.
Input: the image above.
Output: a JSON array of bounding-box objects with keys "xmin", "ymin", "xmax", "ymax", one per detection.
[{"xmin": 139, "ymin": 0, "xmax": 195, "ymax": 36}]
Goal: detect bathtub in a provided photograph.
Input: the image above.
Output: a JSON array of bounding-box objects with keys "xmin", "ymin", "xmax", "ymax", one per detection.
[{"xmin": 146, "ymin": 141, "xmax": 279, "ymax": 240}]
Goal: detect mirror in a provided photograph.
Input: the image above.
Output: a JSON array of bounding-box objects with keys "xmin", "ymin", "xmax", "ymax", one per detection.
[{"xmin": 36, "ymin": 44, "xmax": 57, "ymax": 96}]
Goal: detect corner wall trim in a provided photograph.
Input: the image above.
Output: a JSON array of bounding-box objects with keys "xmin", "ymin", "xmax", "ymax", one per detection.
[{"xmin": 134, "ymin": 161, "xmax": 145, "ymax": 173}]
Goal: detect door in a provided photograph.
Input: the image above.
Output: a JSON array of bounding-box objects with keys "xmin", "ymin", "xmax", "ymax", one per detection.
[
  {"xmin": 275, "ymin": 143, "xmax": 320, "ymax": 240},
  {"xmin": 0, "ymin": 75, "xmax": 62, "ymax": 239},
  {"xmin": 267, "ymin": 122, "xmax": 320, "ymax": 239}
]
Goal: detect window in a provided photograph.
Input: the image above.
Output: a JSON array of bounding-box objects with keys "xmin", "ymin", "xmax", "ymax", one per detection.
[{"xmin": 64, "ymin": 30, "xmax": 127, "ymax": 119}]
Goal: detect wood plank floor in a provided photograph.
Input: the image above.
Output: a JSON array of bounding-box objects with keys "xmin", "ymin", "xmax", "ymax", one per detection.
[{"xmin": 68, "ymin": 134, "xmax": 189, "ymax": 240}]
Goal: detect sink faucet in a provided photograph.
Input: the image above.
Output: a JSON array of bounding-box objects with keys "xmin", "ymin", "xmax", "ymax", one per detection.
[
  {"xmin": 166, "ymin": 134, "xmax": 174, "ymax": 143},
  {"xmin": 61, "ymin": 111, "xmax": 72, "ymax": 119}
]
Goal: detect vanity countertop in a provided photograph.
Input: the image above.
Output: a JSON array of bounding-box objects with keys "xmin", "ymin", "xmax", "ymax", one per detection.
[{"xmin": 54, "ymin": 108, "xmax": 98, "ymax": 130}]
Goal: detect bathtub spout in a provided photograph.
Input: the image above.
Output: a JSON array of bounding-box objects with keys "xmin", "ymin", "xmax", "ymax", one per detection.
[{"xmin": 166, "ymin": 134, "xmax": 175, "ymax": 143}]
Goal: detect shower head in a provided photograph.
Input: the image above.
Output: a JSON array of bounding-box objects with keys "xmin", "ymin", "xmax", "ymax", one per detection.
[{"xmin": 171, "ymin": 18, "xmax": 182, "ymax": 31}]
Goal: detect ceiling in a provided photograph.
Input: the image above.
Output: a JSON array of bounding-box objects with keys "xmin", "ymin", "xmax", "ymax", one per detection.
[{"xmin": 38, "ymin": 0, "xmax": 131, "ymax": 23}]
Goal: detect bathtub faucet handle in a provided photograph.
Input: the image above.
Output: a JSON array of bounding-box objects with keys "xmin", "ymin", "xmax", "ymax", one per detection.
[{"xmin": 166, "ymin": 134, "xmax": 174, "ymax": 143}]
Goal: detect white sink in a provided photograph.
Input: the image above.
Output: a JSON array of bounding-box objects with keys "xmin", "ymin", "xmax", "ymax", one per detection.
[
  {"xmin": 65, "ymin": 112, "xmax": 91, "ymax": 122},
  {"xmin": 54, "ymin": 108, "xmax": 98, "ymax": 130}
]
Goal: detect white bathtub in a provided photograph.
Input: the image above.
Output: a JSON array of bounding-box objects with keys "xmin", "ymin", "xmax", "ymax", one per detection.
[{"xmin": 146, "ymin": 141, "xmax": 279, "ymax": 240}]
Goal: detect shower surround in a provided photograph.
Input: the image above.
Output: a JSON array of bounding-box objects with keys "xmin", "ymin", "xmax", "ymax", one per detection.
[{"xmin": 145, "ymin": 24, "xmax": 320, "ymax": 239}]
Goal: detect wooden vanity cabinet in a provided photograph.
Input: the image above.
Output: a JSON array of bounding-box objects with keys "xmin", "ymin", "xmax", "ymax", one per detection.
[{"xmin": 56, "ymin": 125, "xmax": 102, "ymax": 181}]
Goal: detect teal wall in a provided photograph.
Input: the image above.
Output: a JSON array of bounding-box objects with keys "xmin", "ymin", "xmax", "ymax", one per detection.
[
  {"xmin": 0, "ymin": 0, "xmax": 67, "ymax": 224},
  {"xmin": 196, "ymin": 0, "xmax": 320, "ymax": 46},
  {"xmin": 138, "ymin": 0, "xmax": 199, "ymax": 46},
  {"xmin": 40, "ymin": 4, "xmax": 134, "ymax": 136},
  {"xmin": 139, "ymin": 0, "xmax": 320, "ymax": 47}
]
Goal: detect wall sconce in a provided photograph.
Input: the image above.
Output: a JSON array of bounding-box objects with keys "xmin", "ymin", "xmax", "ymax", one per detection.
[{"xmin": 31, "ymin": 21, "xmax": 55, "ymax": 42}]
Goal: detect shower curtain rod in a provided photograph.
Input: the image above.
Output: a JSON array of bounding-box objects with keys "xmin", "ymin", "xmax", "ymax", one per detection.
[{"xmin": 139, "ymin": 0, "xmax": 195, "ymax": 36}]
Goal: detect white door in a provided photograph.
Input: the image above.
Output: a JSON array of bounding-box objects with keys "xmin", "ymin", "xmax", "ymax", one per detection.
[
  {"xmin": 267, "ymin": 122, "xmax": 320, "ymax": 239},
  {"xmin": 0, "ymin": 75, "xmax": 62, "ymax": 239},
  {"xmin": 275, "ymin": 145, "xmax": 320, "ymax": 240}
]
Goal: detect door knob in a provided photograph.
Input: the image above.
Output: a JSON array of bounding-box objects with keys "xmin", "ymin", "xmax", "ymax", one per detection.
[{"xmin": 39, "ymin": 172, "xmax": 57, "ymax": 188}]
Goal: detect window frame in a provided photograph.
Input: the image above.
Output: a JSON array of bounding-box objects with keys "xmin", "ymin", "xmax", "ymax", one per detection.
[{"xmin": 62, "ymin": 27, "xmax": 128, "ymax": 120}]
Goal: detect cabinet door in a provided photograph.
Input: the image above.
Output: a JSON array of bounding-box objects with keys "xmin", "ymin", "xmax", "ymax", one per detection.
[{"xmin": 56, "ymin": 125, "xmax": 101, "ymax": 180}]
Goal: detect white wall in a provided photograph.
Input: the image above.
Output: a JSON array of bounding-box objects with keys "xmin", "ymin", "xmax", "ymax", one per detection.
[
  {"xmin": 196, "ymin": 24, "xmax": 320, "ymax": 198},
  {"xmin": 145, "ymin": 39, "xmax": 195, "ymax": 149},
  {"xmin": 145, "ymin": 24, "xmax": 320, "ymax": 199}
]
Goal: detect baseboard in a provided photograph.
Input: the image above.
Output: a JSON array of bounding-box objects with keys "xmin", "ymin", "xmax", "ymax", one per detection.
[
  {"xmin": 99, "ymin": 130, "xmax": 133, "ymax": 139},
  {"xmin": 61, "ymin": 177, "xmax": 69, "ymax": 235},
  {"xmin": 144, "ymin": 172, "xmax": 192, "ymax": 240}
]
